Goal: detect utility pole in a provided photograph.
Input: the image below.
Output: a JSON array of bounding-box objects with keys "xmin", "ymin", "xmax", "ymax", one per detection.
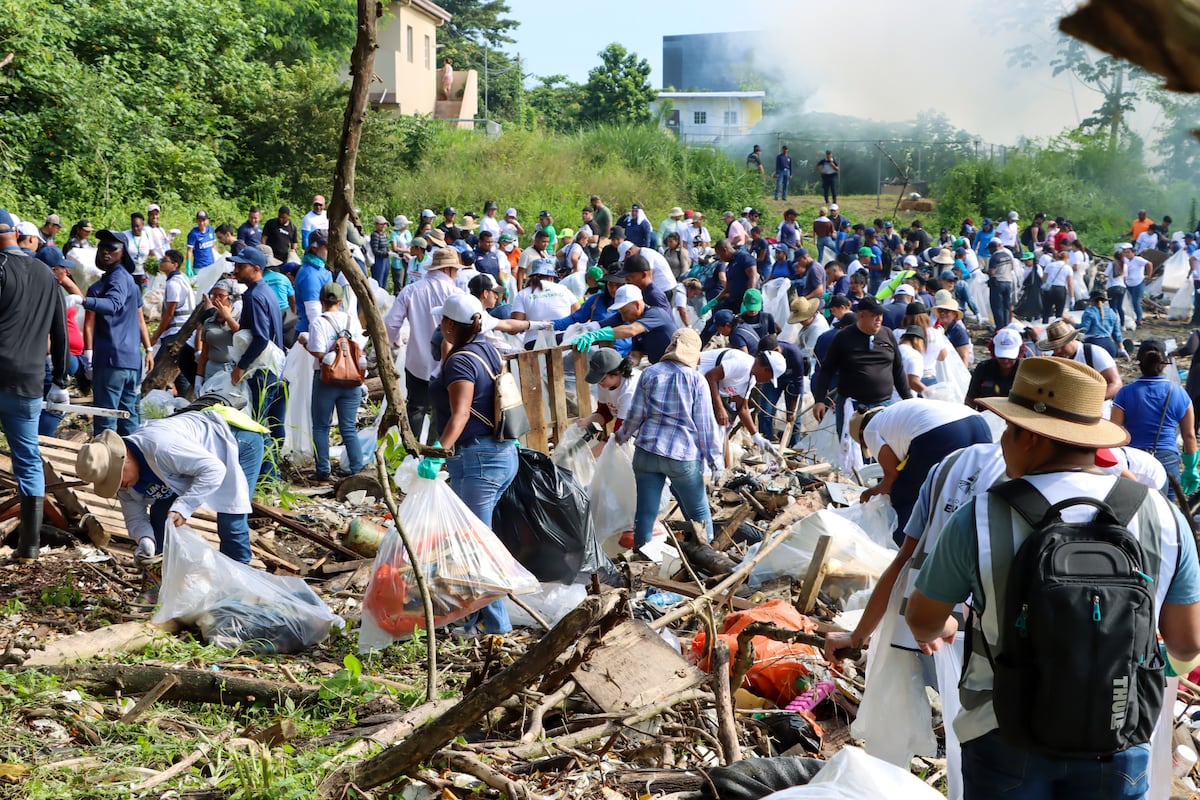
[
  {"xmin": 483, "ymin": 42, "xmax": 489, "ymax": 121},
  {"xmin": 876, "ymin": 141, "xmax": 882, "ymax": 209}
]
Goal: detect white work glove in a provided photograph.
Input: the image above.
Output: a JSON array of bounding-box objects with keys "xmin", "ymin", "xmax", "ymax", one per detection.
[
  {"xmin": 321, "ymin": 351, "xmax": 337, "ymax": 366},
  {"xmin": 360, "ymin": 384, "xmax": 370, "ymax": 400},
  {"xmin": 752, "ymin": 432, "xmax": 772, "ymax": 452},
  {"xmin": 82, "ymin": 350, "xmax": 93, "ymax": 379},
  {"xmin": 193, "ymin": 376, "xmax": 204, "ymax": 396},
  {"xmin": 529, "ymin": 319, "xmax": 553, "ymax": 331},
  {"xmin": 46, "ymin": 385, "xmax": 69, "ymax": 405},
  {"xmin": 134, "ymin": 537, "xmax": 156, "ymax": 561}
]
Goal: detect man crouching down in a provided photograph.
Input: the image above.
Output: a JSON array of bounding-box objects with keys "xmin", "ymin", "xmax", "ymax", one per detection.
[{"xmin": 76, "ymin": 396, "xmax": 267, "ymax": 604}]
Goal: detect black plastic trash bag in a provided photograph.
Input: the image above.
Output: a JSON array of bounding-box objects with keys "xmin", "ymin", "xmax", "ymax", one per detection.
[
  {"xmin": 493, "ymin": 448, "xmax": 615, "ymax": 584},
  {"xmin": 702, "ymin": 756, "xmax": 826, "ymax": 800}
]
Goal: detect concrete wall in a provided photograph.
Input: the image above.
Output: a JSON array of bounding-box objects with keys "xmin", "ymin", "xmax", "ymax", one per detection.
[{"xmin": 654, "ymin": 96, "xmax": 763, "ymax": 145}]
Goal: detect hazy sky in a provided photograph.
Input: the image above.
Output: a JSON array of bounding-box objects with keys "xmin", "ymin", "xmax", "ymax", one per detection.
[{"xmin": 502, "ymin": 0, "xmax": 1146, "ymax": 145}]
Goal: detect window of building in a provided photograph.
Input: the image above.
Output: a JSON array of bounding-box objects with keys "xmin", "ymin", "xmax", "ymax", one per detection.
[
  {"xmin": 693, "ymin": 111, "xmax": 707, "ymax": 125},
  {"xmin": 424, "ymin": 35, "xmax": 431, "ymax": 69},
  {"xmin": 406, "ymin": 26, "xmax": 413, "ymax": 63},
  {"xmin": 723, "ymin": 110, "xmax": 738, "ymax": 125}
]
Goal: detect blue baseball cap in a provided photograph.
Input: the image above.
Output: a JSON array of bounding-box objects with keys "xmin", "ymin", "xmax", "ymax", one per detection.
[
  {"xmin": 229, "ymin": 247, "xmax": 267, "ymax": 269},
  {"xmin": 36, "ymin": 246, "xmax": 72, "ymax": 268},
  {"xmin": 0, "ymin": 208, "xmax": 14, "ymax": 234},
  {"xmin": 713, "ymin": 309, "xmax": 735, "ymax": 326},
  {"xmin": 940, "ymin": 270, "xmax": 957, "ymax": 281}
]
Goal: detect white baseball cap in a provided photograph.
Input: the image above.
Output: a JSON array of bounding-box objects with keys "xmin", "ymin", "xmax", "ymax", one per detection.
[
  {"xmin": 431, "ymin": 293, "xmax": 494, "ymax": 333},
  {"xmin": 762, "ymin": 350, "xmax": 786, "ymax": 387},
  {"xmin": 617, "ymin": 240, "xmax": 634, "ymax": 260},
  {"xmin": 609, "ymin": 284, "xmax": 644, "ymax": 312},
  {"xmin": 829, "ymin": 203, "xmax": 839, "ymax": 211},
  {"xmin": 992, "ymin": 328, "xmax": 1022, "ymax": 359},
  {"xmin": 893, "ymin": 284, "xmax": 916, "ymax": 298},
  {"xmin": 505, "ymin": 208, "xmax": 518, "ymax": 218}
]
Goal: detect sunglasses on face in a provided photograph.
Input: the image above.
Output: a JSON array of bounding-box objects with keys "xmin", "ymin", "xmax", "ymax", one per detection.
[{"xmin": 98, "ymin": 241, "xmax": 123, "ymax": 252}]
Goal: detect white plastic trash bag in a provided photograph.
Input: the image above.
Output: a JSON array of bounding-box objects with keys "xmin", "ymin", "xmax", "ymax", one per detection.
[
  {"xmin": 153, "ymin": 525, "xmax": 344, "ymax": 653},
  {"xmin": 1161, "ymin": 248, "xmax": 1191, "ymax": 294},
  {"xmin": 202, "ymin": 368, "xmax": 251, "ymax": 410},
  {"xmin": 281, "ymin": 342, "xmax": 315, "ymax": 467},
  {"xmin": 762, "ymin": 278, "xmax": 799, "ymax": 343},
  {"xmin": 825, "ymin": 495, "xmax": 899, "ymax": 552},
  {"xmin": 761, "ymin": 746, "xmax": 944, "ymax": 799},
  {"xmin": 504, "ymin": 582, "xmax": 587, "ymax": 628},
  {"xmin": 552, "ymin": 423, "xmax": 597, "ymax": 486},
  {"xmin": 589, "ymin": 438, "xmax": 638, "ymax": 540},
  {"xmin": 746, "ymin": 509, "xmax": 895, "ymax": 589}
]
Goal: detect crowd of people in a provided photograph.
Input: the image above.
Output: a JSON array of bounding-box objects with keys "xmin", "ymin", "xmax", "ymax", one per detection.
[{"xmin": 5, "ymin": 187, "xmax": 1200, "ymax": 793}]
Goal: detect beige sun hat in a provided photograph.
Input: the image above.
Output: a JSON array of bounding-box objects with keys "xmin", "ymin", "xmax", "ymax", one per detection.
[
  {"xmin": 75, "ymin": 430, "xmax": 126, "ymax": 499},
  {"xmin": 660, "ymin": 328, "xmax": 702, "ymax": 368},
  {"xmin": 977, "ymin": 357, "xmax": 1129, "ymax": 448},
  {"xmin": 1037, "ymin": 319, "xmax": 1081, "ymax": 351},
  {"xmin": 428, "ymin": 248, "xmax": 461, "ymax": 271},
  {"xmin": 788, "ymin": 296, "xmax": 820, "ymax": 325},
  {"xmin": 932, "ymin": 289, "xmax": 962, "ymax": 318}
]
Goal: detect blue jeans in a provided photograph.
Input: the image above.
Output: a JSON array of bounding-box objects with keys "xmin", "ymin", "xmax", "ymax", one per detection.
[
  {"xmin": 961, "ymin": 730, "xmax": 1149, "ymax": 800},
  {"xmin": 311, "ymin": 373, "xmax": 365, "ymax": 476},
  {"xmin": 446, "ymin": 439, "xmax": 518, "ymax": 634},
  {"xmin": 1149, "ymin": 447, "xmax": 1181, "ymax": 500},
  {"xmin": 990, "ymin": 281, "xmax": 1013, "ymax": 328},
  {"xmin": 39, "ymin": 354, "xmax": 80, "ymax": 436},
  {"xmin": 758, "ymin": 381, "xmax": 803, "ymax": 449},
  {"xmin": 1126, "ymin": 282, "xmax": 1145, "ymax": 324},
  {"xmin": 631, "ymin": 447, "xmax": 713, "ymax": 546},
  {"xmin": 816, "ymin": 236, "xmax": 837, "ymax": 262},
  {"xmin": 149, "ymin": 427, "xmax": 263, "ymax": 563},
  {"xmin": 1108, "ymin": 286, "xmax": 1127, "ymax": 330},
  {"xmin": 774, "ymin": 168, "xmax": 791, "ymax": 200},
  {"xmin": 244, "ymin": 370, "xmax": 285, "ymax": 480},
  {"xmin": 0, "ymin": 391, "xmax": 44, "ymax": 496},
  {"xmin": 92, "ymin": 365, "xmax": 141, "ymax": 436}
]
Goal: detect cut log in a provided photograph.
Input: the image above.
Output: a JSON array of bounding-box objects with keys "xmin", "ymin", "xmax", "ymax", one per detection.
[
  {"xmin": 24, "ymin": 621, "xmax": 165, "ymax": 666},
  {"xmin": 318, "ymin": 591, "xmax": 627, "ymax": 797},
  {"xmin": 23, "ymin": 663, "xmax": 318, "ymax": 707}
]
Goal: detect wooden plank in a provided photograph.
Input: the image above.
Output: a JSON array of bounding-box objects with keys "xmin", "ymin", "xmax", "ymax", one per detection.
[
  {"xmin": 572, "ymin": 618, "xmax": 706, "ymax": 714},
  {"xmin": 711, "ymin": 504, "xmax": 755, "ymax": 552},
  {"xmin": 515, "ymin": 351, "xmax": 548, "ymax": 453},
  {"xmin": 544, "ymin": 348, "xmax": 569, "ymax": 448},
  {"xmin": 796, "ymin": 533, "xmax": 831, "ymax": 614},
  {"xmin": 572, "ymin": 348, "xmax": 593, "ymax": 418}
]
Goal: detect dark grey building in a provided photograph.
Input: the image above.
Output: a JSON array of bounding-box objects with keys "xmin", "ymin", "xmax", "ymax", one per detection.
[{"xmin": 662, "ymin": 32, "xmax": 761, "ymax": 91}]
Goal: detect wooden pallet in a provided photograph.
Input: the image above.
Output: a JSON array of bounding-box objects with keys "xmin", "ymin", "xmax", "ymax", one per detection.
[{"xmin": 504, "ymin": 344, "xmax": 594, "ymax": 453}]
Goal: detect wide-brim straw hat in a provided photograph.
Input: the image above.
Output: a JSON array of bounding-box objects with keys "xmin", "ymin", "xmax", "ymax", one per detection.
[
  {"xmin": 932, "ymin": 248, "xmax": 956, "ymax": 266},
  {"xmin": 978, "ymin": 357, "xmax": 1129, "ymax": 448},
  {"xmin": 424, "ymin": 228, "xmax": 447, "ymax": 248},
  {"xmin": 932, "ymin": 289, "xmax": 962, "ymax": 318},
  {"xmin": 661, "ymin": 328, "xmax": 701, "ymax": 368},
  {"xmin": 1037, "ymin": 319, "xmax": 1080, "ymax": 351},
  {"xmin": 428, "ymin": 247, "xmax": 460, "ymax": 271},
  {"xmin": 788, "ymin": 296, "xmax": 820, "ymax": 324},
  {"xmin": 848, "ymin": 406, "xmax": 885, "ymax": 457},
  {"xmin": 76, "ymin": 430, "xmax": 126, "ymax": 499}
]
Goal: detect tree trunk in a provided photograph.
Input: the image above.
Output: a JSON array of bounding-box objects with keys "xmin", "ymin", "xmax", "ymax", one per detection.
[
  {"xmin": 326, "ymin": 0, "xmax": 430, "ymax": 457},
  {"xmin": 23, "ymin": 663, "xmax": 317, "ymax": 706},
  {"xmin": 141, "ymin": 300, "xmax": 210, "ymax": 395}
]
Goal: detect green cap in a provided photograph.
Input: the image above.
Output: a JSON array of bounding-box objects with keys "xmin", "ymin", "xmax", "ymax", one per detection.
[
  {"xmin": 740, "ymin": 288, "xmax": 763, "ymax": 313},
  {"xmin": 954, "ymin": 237, "xmax": 967, "ymax": 248},
  {"xmin": 858, "ymin": 247, "xmax": 874, "ymax": 257},
  {"xmin": 586, "ymin": 265, "xmax": 603, "ymax": 282},
  {"xmin": 1022, "ymin": 251, "xmax": 1035, "ymax": 260}
]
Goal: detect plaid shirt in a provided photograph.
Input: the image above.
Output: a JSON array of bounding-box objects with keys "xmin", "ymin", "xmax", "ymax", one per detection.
[{"xmin": 617, "ymin": 360, "xmax": 721, "ymax": 471}]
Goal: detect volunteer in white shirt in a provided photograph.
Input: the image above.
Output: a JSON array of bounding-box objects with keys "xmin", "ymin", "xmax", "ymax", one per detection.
[
  {"xmin": 699, "ymin": 347, "xmax": 786, "ymax": 453},
  {"xmin": 510, "ymin": 258, "xmax": 579, "ymax": 347},
  {"xmin": 576, "ymin": 348, "xmax": 640, "ymax": 439},
  {"xmin": 1037, "ymin": 319, "xmax": 1123, "ymax": 399},
  {"xmin": 1118, "ymin": 244, "xmax": 1151, "ymax": 327}
]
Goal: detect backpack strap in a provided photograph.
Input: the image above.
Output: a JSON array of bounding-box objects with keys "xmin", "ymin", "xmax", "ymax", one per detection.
[
  {"xmin": 989, "ymin": 479, "xmax": 1050, "ymax": 529},
  {"xmin": 990, "ymin": 475, "xmax": 1148, "ymax": 530},
  {"xmin": 1083, "ymin": 343, "xmax": 1095, "ymax": 369},
  {"xmin": 449, "ymin": 346, "xmax": 500, "ymax": 429},
  {"xmin": 1148, "ymin": 385, "xmax": 1175, "ymax": 455}
]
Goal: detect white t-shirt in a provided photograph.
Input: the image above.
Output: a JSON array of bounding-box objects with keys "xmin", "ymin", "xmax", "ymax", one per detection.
[
  {"xmin": 1134, "ymin": 230, "xmax": 1157, "ymax": 254},
  {"xmin": 599, "ymin": 371, "xmax": 640, "ymax": 422},
  {"xmin": 479, "ymin": 215, "xmax": 502, "ymax": 238},
  {"xmin": 1100, "ymin": 446, "xmax": 1168, "ymax": 490},
  {"xmin": 146, "ymin": 225, "xmax": 171, "ymax": 259},
  {"xmin": 687, "ymin": 226, "xmax": 711, "ymax": 260},
  {"xmin": 1103, "ymin": 261, "xmax": 1126, "ymax": 289},
  {"xmin": 641, "ymin": 247, "xmax": 678, "ymax": 294},
  {"xmin": 1070, "ymin": 342, "xmax": 1117, "ymax": 372},
  {"xmin": 862, "ymin": 398, "xmax": 978, "ymax": 462},
  {"xmin": 996, "ymin": 221, "xmax": 1019, "ymax": 247},
  {"xmin": 561, "ymin": 270, "xmax": 588, "ymax": 300},
  {"xmin": 306, "ymin": 310, "xmax": 354, "ymax": 372},
  {"xmin": 161, "ymin": 272, "xmax": 195, "ymax": 337},
  {"xmin": 512, "ymin": 282, "xmax": 576, "ymax": 344},
  {"xmin": 798, "ymin": 314, "xmax": 830, "ymax": 363},
  {"xmin": 123, "ymin": 229, "xmax": 156, "ymax": 275},
  {"xmin": 1040, "ymin": 260, "xmax": 1071, "ymax": 288},
  {"xmin": 699, "ymin": 348, "xmax": 756, "ymax": 401},
  {"xmin": 899, "ymin": 343, "xmax": 923, "ymax": 381},
  {"xmin": 455, "ymin": 266, "xmax": 481, "ymax": 291},
  {"xmin": 302, "ymin": 210, "xmax": 329, "ymax": 234},
  {"xmin": 1123, "ymin": 256, "xmax": 1150, "ymax": 287}
]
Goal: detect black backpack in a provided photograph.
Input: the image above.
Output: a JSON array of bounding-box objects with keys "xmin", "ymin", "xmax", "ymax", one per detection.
[{"xmin": 981, "ymin": 478, "xmax": 1164, "ymax": 758}]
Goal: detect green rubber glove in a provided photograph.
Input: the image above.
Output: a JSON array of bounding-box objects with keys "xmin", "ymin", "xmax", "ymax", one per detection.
[
  {"xmin": 1182, "ymin": 451, "xmax": 1200, "ymax": 497},
  {"xmin": 417, "ymin": 441, "xmax": 446, "ymax": 480},
  {"xmin": 574, "ymin": 327, "xmax": 615, "ymax": 352},
  {"xmin": 700, "ymin": 298, "xmax": 720, "ymax": 316}
]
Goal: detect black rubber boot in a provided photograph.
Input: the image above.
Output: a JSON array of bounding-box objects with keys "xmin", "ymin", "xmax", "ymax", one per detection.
[{"xmin": 15, "ymin": 496, "xmax": 43, "ymax": 562}]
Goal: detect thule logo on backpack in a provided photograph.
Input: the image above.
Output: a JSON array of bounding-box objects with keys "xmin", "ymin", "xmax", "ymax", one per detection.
[{"xmin": 1111, "ymin": 676, "xmax": 1130, "ymax": 730}]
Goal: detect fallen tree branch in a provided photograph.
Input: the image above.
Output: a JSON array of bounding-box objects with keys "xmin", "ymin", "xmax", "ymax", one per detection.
[
  {"xmin": 119, "ymin": 673, "xmax": 179, "ymax": 724},
  {"xmin": 711, "ymin": 640, "xmax": 741, "ymax": 765},
  {"xmin": 439, "ymin": 750, "xmax": 549, "ymax": 800},
  {"xmin": 318, "ymin": 698, "xmax": 457, "ymax": 770},
  {"xmin": 132, "ymin": 722, "xmax": 237, "ymax": 791},
  {"xmin": 141, "ymin": 300, "xmax": 210, "ymax": 395},
  {"xmin": 520, "ymin": 679, "xmax": 576, "ymax": 744},
  {"xmin": 22, "ymin": 663, "xmax": 316, "ymax": 707},
  {"xmin": 319, "ymin": 591, "xmax": 627, "ymax": 797}
]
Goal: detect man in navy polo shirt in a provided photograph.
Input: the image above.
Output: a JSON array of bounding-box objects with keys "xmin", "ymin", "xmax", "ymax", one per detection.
[
  {"xmin": 84, "ymin": 230, "xmax": 151, "ymax": 436},
  {"xmin": 237, "ymin": 207, "xmax": 263, "ymax": 248},
  {"xmin": 773, "ymin": 145, "xmax": 793, "ymax": 201},
  {"xmin": 473, "ymin": 230, "xmax": 501, "ymax": 280},
  {"xmin": 715, "ymin": 238, "xmax": 758, "ymax": 312},
  {"xmin": 573, "ymin": 284, "xmax": 678, "ymax": 365},
  {"xmin": 229, "ymin": 246, "xmax": 285, "ymax": 480},
  {"xmin": 186, "ymin": 210, "xmax": 216, "ymax": 271}
]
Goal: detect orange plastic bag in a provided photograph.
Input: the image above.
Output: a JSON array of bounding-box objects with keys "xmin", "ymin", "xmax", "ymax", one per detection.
[{"xmin": 690, "ymin": 599, "xmax": 821, "ymax": 706}]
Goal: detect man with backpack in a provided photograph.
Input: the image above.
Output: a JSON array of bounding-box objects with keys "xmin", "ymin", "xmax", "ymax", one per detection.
[
  {"xmin": 906, "ymin": 357, "xmax": 1200, "ymax": 799},
  {"xmin": 1038, "ymin": 319, "xmax": 1123, "ymax": 399}
]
